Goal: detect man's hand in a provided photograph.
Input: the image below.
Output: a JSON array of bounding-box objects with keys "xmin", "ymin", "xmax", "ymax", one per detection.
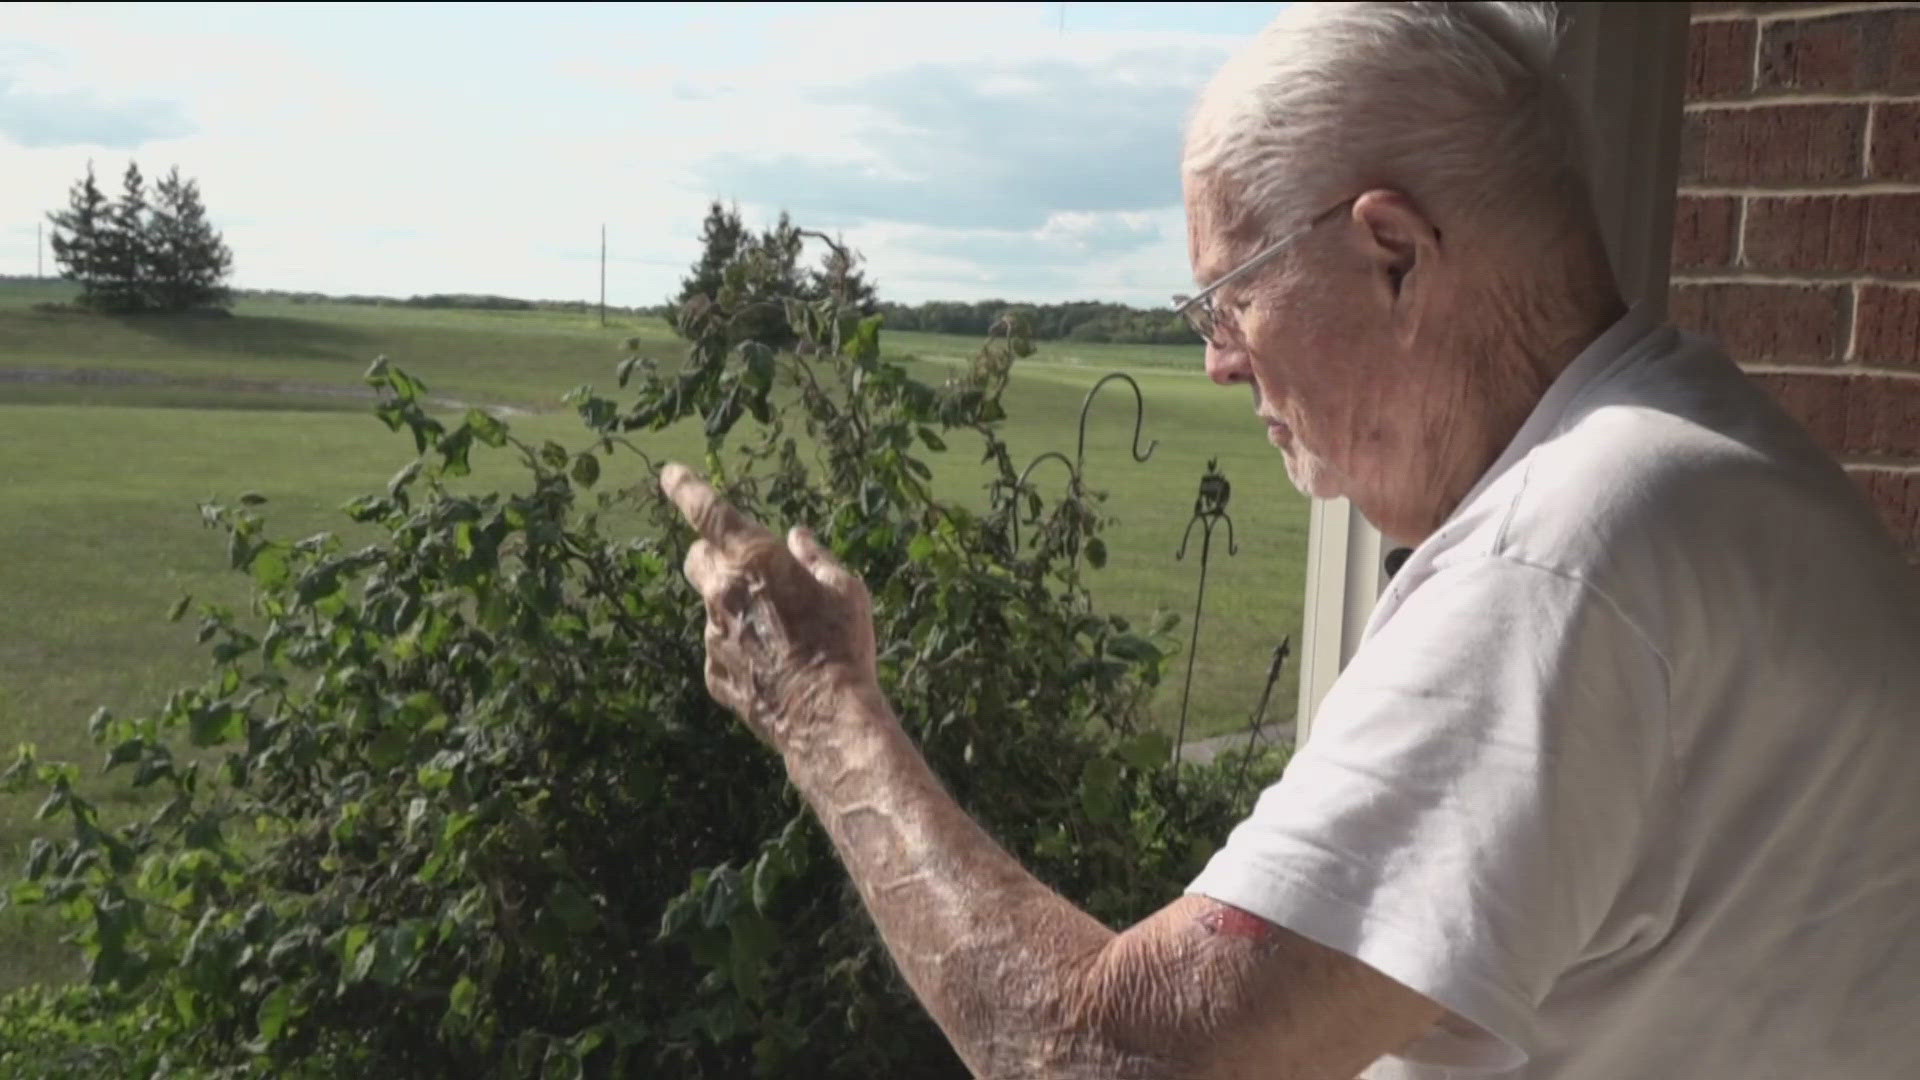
[
  {"xmin": 658, "ymin": 462, "xmax": 1441, "ymax": 1079},
  {"xmin": 660, "ymin": 462, "xmax": 879, "ymax": 752}
]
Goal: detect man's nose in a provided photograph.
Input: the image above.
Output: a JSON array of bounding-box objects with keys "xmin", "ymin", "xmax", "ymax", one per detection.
[{"xmin": 1205, "ymin": 341, "xmax": 1251, "ymax": 386}]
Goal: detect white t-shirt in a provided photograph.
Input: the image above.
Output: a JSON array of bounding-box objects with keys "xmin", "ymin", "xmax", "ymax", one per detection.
[{"xmin": 1188, "ymin": 306, "xmax": 1920, "ymax": 1078}]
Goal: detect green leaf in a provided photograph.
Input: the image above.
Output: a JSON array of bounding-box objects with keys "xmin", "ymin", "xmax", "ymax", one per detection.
[
  {"xmin": 367, "ymin": 725, "xmax": 409, "ymax": 771},
  {"xmin": 228, "ymin": 531, "xmax": 256, "ymax": 570},
  {"xmin": 572, "ymin": 1027, "xmax": 607, "ymax": 1059},
  {"xmin": 1080, "ymin": 758, "xmax": 1124, "ymax": 824},
  {"xmin": 571, "ymin": 452, "xmax": 601, "ymax": 487},
  {"xmin": 729, "ymin": 913, "xmax": 780, "ymax": 1002},
  {"xmin": 104, "ymin": 738, "xmax": 143, "ymax": 770},
  {"xmin": 24, "ymin": 838, "xmax": 52, "ymax": 880},
  {"xmin": 368, "ymin": 924, "xmax": 419, "ymax": 986},
  {"xmin": 549, "ymin": 882, "xmax": 598, "ymax": 933},
  {"xmin": 188, "ymin": 703, "xmax": 241, "ymax": 747},
  {"xmin": 386, "ymin": 365, "xmax": 426, "ymax": 402},
  {"xmin": 916, "ymin": 426, "xmax": 947, "ymax": 452},
  {"xmin": 34, "ymin": 788, "xmax": 66, "ymax": 821},
  {"xmin": 541, "ymin": 441, "xmax": 570, "ymax": 469},
  {"xmin": 387, "ymin": 460, "xmax": 421, "ymax": 496},
  {"xmin": 1106, "ymin": 634, "xmax": 1161, "ymax": 664},
  {"xmin": 342, "ymin": 924, "xmax": 371, "ymax": 967},
  {"xmin": 1116, "ymin": 731, "xmax": 1173, "ymax": 771},
  {"xmin": 449, "ymin": 975, "xmax": 478, "ymax": 1018},
  {"xmin": 751, "ymin": 854, "xmax": 782, "ymax": 913},
  {"xmin": 848, "ymin": 314, "xmax": 883, "ymax": 363},
  {"xmin": 438, "ymin": 427, "xmax": 473, "ymax": 477},
  {"xmin": 657, "ymin": 892, "xmax": 698, "ymax": 941},
  {"xmin": 466, "ymin": 408, "xmax": 509, "ymax": 447},
  {"xmin": 257, "ymin": 983, "xmax": 294, "ymax": 1045},
  {"xmin": 443, "ymin": 810, "xmax": 477, "ymax": 844},
  {"xmin": 250, "ymin": 545, "xmax": 290, "ymax": 590},
  {"xmin": 906, "ymin": 533, "xmax": 934, "ymax": 563},
  {"xmin": 239, "ymin": 491, "xmax": 268, "ymax": 506}
]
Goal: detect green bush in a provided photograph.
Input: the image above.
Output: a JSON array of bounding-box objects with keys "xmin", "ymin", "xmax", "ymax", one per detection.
[{"xmin": 1, "ymin": 241, "xmax": 1282, "ymax": 1077}]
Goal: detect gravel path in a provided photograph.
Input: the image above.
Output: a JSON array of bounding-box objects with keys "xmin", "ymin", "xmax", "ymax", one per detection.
[
  {"xmin": 1177, "ymin": 721, "xmax": 1295, "ymax": 765},
  {"xmin": 0, "ymin": 365, "xmax": 534, "ymax": 417}
]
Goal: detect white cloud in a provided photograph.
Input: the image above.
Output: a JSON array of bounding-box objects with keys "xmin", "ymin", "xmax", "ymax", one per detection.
[{"xmin": 0, "ymin": 2, "xmax": 1280, "ymax": 305}]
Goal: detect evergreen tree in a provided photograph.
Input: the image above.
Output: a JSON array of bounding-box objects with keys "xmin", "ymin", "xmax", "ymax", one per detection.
[
  {"xmin": 44, "ymin": 161, "xmax": 233, "ymax": 313},
  {"xmin": 731, "ymin": 211, "xmax": 806, "ymax": 350},
  {"xmin": 669, "ymin": 204, "xmax": 821, "ymax": 352},
  {"xmin": 91, "ymin": 162, "xmax": 152, "ymax": 312},
  {"xmin": 806, "ymin": 236, "xmax": 879, "ymax": 316},
  {"xmin": 149, "ymin": 167, "xmax": 233, "ymax": 310},
  {"xmin": 671, "ymin": 200, "xmax": 747, "ymax": 312},
  {"xmin": 46, "ymin": 164, "xmax": 108, "ymax": 299}
]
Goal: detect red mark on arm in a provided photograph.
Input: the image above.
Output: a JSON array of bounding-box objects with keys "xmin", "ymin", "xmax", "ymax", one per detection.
[{"xmin": 1198, "ymin": 903, "xmax": 1276, "ymax": 941}]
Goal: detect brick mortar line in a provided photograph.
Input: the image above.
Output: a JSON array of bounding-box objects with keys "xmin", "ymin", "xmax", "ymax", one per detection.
[
  {"xmin": 1678, "ymin": 184, "xmax": 1920, "ymax": 197},
  {"xmin": 1864, "ymin": 102, "xmax": 1878, "ymax": 181},
  {"xmin": 1742, "ymin": 363, "xmax": 1920, "ymax": 379},
  {"xmin": 1693, "ymin": 2, "xmax": 1920, "ymax": 24},
  {"xmin": 1686, "ymin": 95, "xmax": 1920, "ymax": 111},
  {"xmin": 1840, "ymin": 458, "xmax": 1920, "ymax": 472},
  {"xmin": 1734, "ymin": 194, "xmax": 1749, "ymax": 267},
  {"xmin": 1675, "ymin": 273, "xmax": 1920, "ymax": 287},
  {"xmin": 1708, "ymin": 1, "xmax": 1920, "ymax": 22},
  {"xmin": 1755, "ymin": 1, "xmax": 1920, "ymax": 20},
  {"xmin": 1843, "ymin": 276, "xmax": 1861, "ymax": 361}
]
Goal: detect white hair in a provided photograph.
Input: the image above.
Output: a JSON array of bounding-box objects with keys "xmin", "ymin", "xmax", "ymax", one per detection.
[{"xmin": 1185, "ymin": 1, "xmax": 1594, "ymax": 240}]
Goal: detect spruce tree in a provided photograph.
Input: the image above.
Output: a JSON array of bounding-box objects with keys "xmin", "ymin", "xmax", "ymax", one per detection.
[
  {"xmin": 150, "ymin": 167, "xmax": 233, "ymax": 310},
  {"xmin": 733, "ymin": 211, "xmax": 806, "ymax": 350},
  {"xmin": 92, "ymin": 162, "xmax": 152, "ymax": 312},
  {"xmin": 46, "ymin": 164, "xmax": 108, "ymax": 303},
  {"xmin": 806, "ymin": 238, "xmax": 878, "ymax": 315},
  {"xmin": 671, "ymin": 200, "xmax": 747, "ymax": 312},
  {"xmin": 669, "ymin": 203, "xmax": 878, "ymax": 351}
]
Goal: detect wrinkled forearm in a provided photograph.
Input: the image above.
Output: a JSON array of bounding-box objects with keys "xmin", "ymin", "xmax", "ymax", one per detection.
[{"xmin": 784, "ymin": 685, "xmax": 1183, "ymax": 1079}]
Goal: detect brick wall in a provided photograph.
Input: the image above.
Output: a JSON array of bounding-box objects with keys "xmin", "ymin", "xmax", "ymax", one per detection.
[{"xmin": 1671, "ymin": 1, "xmax": 1920, "ymax": 559}]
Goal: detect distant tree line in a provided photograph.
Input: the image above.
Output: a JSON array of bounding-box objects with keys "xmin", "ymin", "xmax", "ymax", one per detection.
[
  {"xmin": 877, "ymin": 299, "xmax": 1200, "ymax": 345},
  {"xmin": 46, "ymin": 162, "xmax": 233, "ymax": 313},
  {"xmin": 668, "ymin": 200, "xmax": 1194, "ymax": 351},
  {"xmin": 249, "ymin": 290, "xmax": 664, "ymax": 317}
]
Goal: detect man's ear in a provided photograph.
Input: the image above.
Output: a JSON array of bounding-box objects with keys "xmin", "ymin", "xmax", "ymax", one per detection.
[{"xmin": 1349, "ymin": 190, "xmax": 1439, "ymax": 306}]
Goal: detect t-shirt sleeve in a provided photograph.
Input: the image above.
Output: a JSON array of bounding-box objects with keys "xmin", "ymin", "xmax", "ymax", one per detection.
[{"xmin": 1187, "ymin": 556, "xmax": 1671, "ymax": 1069}]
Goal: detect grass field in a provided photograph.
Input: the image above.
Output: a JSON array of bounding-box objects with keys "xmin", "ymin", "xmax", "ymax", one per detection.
[{"xmin": 0, "ymin": 279, "xmax": 1309, "ymax": 989}]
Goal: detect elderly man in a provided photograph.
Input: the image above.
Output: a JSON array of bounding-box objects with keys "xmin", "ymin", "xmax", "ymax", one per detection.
[{"xmin": 663, "ymin": 2, "xmax": 1920, "ymax": 1077}]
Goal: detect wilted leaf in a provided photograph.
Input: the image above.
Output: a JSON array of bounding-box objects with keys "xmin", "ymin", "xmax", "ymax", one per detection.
[{"xmin": 571, "ymin": 452, "xmax": 600, "ymax": 487}]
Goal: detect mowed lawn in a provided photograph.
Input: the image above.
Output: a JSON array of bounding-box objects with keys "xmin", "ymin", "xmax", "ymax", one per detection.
[{"xmin": 0, "ymin": 281, "xmax": 1309, "ymax": 988}]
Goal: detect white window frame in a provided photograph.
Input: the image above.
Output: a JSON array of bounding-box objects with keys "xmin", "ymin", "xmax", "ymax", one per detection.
[{"xmin": 1295, "ymin": 2, "xmax": 1691, "ymax": 737}]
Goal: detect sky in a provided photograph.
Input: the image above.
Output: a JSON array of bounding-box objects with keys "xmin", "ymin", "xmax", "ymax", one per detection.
[{"xmin": 0, "ymin": 2, "xmax": 1287, "ymax": 306}]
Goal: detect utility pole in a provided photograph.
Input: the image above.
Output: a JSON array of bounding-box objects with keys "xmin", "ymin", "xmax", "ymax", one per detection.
[{"xmin": 599, "ymin": 224, "xmax": 607, "ymax": 327}]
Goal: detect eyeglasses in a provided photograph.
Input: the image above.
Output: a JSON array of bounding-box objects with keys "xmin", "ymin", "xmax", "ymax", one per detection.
[{"xmin": 1172, "ymin": 195, "xmax": 1357, "ymax": 348}]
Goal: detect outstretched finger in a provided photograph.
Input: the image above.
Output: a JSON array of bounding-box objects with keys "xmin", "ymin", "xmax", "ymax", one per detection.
[
  {"xmin": 661, "ymin": 462, "xmax": 771, "ymax": 552},
  {"xmin": 788, "ymin": 526, "xmax": 852, "ymax": 589},
  {"xmin": 683, "ymin": 539, "xmax": 727, "ymax": 597}
]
